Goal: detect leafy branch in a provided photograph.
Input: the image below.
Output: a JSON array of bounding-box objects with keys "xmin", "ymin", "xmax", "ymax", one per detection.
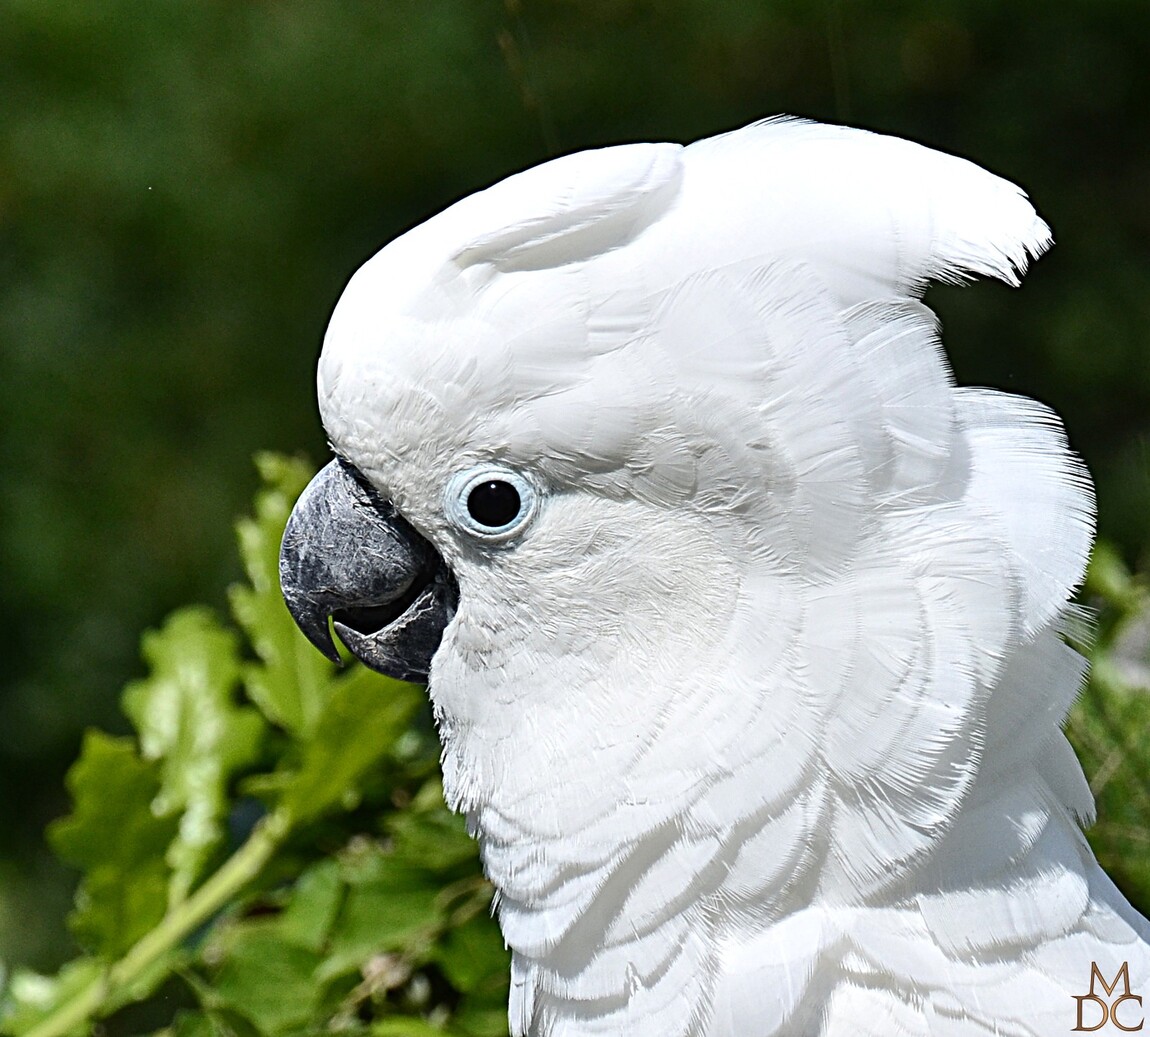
[
  {"xmin": 0, "ymin": 455, "xmax": 509, "ymax": 1037},
  {"xmin": 23, "ymin": 808, "xmax": 290, "ymax": 1037},
  {"xmin": 1069, "ymin": 542, "xmax": 1150, "ymax": 910}
]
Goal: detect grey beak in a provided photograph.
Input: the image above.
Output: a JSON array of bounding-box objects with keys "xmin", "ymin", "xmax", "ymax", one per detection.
[{"xmin": 279, "ymin": 459, "xmax": 457, "ymax": 683}]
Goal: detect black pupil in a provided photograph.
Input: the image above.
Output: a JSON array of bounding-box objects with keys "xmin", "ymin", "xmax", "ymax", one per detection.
[{"xmin": 467, "ymin": 480, "xmax": 521, "ymax": 528}]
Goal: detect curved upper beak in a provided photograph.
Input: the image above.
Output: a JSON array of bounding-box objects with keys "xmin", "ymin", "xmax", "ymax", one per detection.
[{"xmin": 278, "ymin": 459, "xmax": 457, "ymax": 683}]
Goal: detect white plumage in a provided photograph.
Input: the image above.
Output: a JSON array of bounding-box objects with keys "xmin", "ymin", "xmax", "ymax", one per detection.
[{"xmin": 312, "ymin": 118, "xmax": 1150, "ymax": 1036}]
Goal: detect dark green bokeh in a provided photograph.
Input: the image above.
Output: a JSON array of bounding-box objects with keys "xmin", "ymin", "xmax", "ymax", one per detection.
[{"xmin": 2, "ymin": 0, "xmax": 1148, "ymax": 967}]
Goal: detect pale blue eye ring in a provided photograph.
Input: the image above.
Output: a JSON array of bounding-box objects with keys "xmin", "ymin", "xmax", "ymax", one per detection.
[{"xmin": 445, "ymin": 466, "xmax": 538, "ymax": 541}]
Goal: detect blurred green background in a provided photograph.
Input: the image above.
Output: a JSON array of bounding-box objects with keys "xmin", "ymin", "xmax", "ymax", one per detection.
[{"xmin": 2, "ymin": 0, "xmax": 1148, "ymax": 970}]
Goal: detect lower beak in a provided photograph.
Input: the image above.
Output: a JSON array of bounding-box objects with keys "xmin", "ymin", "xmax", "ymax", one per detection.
[{"xmin": 278, "ymin": 459, "xmax": 457, "ymax": 683}]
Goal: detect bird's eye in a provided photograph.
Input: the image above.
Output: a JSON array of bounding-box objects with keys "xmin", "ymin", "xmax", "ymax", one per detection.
[
  {"xmin": 468, "ymin": 480, "xmax": 521, "ymax": 527},
  {"xmin": 445, "ymin": 466, "xmax": 538, "ymax": 541}
]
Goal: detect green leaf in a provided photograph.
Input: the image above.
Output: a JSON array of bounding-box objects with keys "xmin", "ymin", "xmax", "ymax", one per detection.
[
  {"xmin": 445, "ymin": 964, "xmax": 510, "ymax": 1031},
  {"xmin": 371, "ymin": 1019, "xmax": 451, "ymax": 1037},
  {"xmin": 433, "ymin": 915, "xmax": 509, "ymax": 1000},
  {"xmin": 122, "ymin": 607, "xmax": 265, "ymax": 904},
  {"xmin": 229, "ymin": 453, "xmax": 335, "ymax": 738},
  {"xmin": 334, "ymin": 867, "xmax": 440, "ymax": 958},
  {"xmin": 447, "ymin": 1004, "xmax": 511, "ymax": 1037},
  {"xmin": 48, "ymin": 732, "xmax": 179, "ymax": 959},
  {"xmin": 385, "ymin": 781, "xmax": 481, "ymax": 874},
  {"xmin": 278, "ymin": 668, "xmax": 423, "ymax": 825},
  {"xmin": 170, "ymin": 1007, "xmax": 265, "ymax": 1037},
  {"xmin": 276, "ymin": 859, "xmax": 344, "ymax": 954},
  {"xmin": 0, "ymin": 960, "xmax": 105, "ymax": 1036},
  {"xmin": 208, "ymin": 924, "xmax": 325, "ymax": 1036},
  {"xmin": 320, "ymin": 841, "xmax": 443, "ymax": 980}
]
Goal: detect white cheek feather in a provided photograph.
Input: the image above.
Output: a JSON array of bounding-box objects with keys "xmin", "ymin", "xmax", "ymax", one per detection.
[{"xmin": 315, "ymin": 117, "xmax": 1148, "ymax": 1037}]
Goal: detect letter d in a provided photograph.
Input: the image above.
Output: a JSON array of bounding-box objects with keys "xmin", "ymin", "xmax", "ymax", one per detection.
[{"xmin": 1074, "ymin": 993, "xmax": 1109, "ymax": 1031}]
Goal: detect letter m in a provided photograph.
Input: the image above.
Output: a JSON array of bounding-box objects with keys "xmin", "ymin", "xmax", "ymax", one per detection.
[{"xmin": 1090, "ymin": 962, "xmax": 1134, "ymax": 999}]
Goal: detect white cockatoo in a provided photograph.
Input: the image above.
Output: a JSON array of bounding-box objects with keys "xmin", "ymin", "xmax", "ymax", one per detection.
[{"xmin": 279, "ymin": 118, "xmax": 1150, "ymax": 1036}]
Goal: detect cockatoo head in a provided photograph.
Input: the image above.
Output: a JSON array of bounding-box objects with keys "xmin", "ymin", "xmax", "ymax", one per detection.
[{"xmin": 280, "ymin": 119, "xmax": 1103, "ymax": 1036}]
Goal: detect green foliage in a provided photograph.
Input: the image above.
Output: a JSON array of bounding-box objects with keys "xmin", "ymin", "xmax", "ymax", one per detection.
[
  {"xmin": 0, "ymin": 457, "xmax": 509, "ymax": 1037},
  {"xmin": 122, "ymin": 610, "xmax": 263, "ymax": 905},
  {"xmin": 1069, "ymin": 545, "xmax": 1150, "ymax": 911},
  {"xmin": 49, "ymin": 733, "xmax": 179, "ymax": 960}
]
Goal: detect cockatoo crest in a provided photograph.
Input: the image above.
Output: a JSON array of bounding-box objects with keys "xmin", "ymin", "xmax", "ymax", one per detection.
[{"xmin": 282, "ymin": 118, "xmax": 1149, "ymax": 1037}]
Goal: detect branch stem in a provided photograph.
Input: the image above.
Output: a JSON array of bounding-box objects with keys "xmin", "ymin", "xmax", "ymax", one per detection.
[{"xmin": 25, "ymin": 809, "xmax": 293, "ymax": 1037}]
